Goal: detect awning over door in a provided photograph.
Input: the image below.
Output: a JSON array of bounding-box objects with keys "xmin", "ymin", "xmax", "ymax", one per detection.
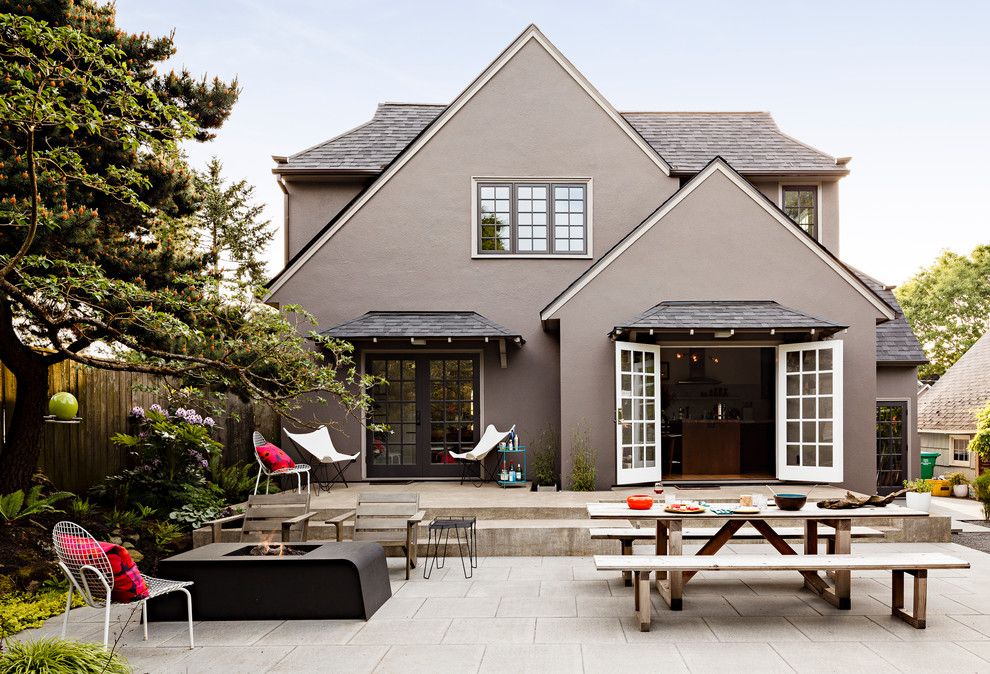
[
  {"xmin": 322, "ymin": 311, "xmax": 524, "ymax": 366},
  {"xmin": 611, "ymin": 300, "xmax": 846, "ymax": 339}
]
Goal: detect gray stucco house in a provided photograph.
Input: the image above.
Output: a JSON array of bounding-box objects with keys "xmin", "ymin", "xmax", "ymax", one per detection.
[
  {"xmin": 919, "ymin": 331, "xmax": 990, "ymax": 479},
  {"xmin": 265, "ymin": 25, "xmax": 926, "ymax": 493}
]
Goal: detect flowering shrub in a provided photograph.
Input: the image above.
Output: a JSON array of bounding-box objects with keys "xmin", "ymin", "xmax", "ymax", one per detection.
[{"xmin": 98, "ymin": 406, "xmax": 222, "ymax": 515}]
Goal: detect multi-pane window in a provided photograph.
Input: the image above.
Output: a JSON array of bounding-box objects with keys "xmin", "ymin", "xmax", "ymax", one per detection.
[
  {"xmin": 782, "ymin": 186, "xmax": 817, "ymax": 239},
  {"xmin": 952, "ymin": 436, "xmax": 971, "ymax": 463},
  {"xmin": 478, "ymin": 182, "xmax": 587, "ymax": 255}
]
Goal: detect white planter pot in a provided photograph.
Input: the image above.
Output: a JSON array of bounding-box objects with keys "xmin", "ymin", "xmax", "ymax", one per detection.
[
  {"xmin": 906, "ymin": 491, "xmax": 932, "ymax": 512},
  {"xmin": 953, "ymin": 484, "xmax": 970, "ymax": 498}
]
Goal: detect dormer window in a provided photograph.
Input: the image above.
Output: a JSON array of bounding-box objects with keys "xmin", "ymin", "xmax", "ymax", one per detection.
[
  {"xmin": 781, "ymin": 186, "xmax": 818, "ymax": 239},
  {"xmin": 476, "ymin": 180, "xmax": 589, "ymax": 256}
]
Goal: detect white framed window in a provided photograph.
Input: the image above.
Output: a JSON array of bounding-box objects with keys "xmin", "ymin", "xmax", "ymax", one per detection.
[
  {"xmin": 951, "ymin": 435, "xmax": 971, "ymax": 465},
  {"xmin": 473, "ymin": 178, "xmax": 592, "ymax": 257}
]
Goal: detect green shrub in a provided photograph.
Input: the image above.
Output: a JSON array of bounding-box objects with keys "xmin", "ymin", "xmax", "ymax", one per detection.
[
  {"xmin": 0, "ymin": 638, "xmax": 130, "ymax": 673},
  {"xmin": 530, "ymin": 426, "xmax": 560, "ymax": 488},
  {"xmin": 569, "ymin": 426, "xmax": 597, "ymax": 491},
  {"xmin": 968, "ymin": 403, "xmax": 990, "ymax": 461},
  {"xmin": 0, "ymin": 486, "xmax": 74, "ymax": 525},
  {"xmin": 168, "ymin": 484, "xmax": 226, "ymax": 529},
  {"xmin": 903, "ymin": 478, "xmax": 933, "ymax": 493},
  {"xmin": 0, "ymin": 589, "xmax": 83, "ymax": 638},
  {"xmin": 972, "ymin": 471, "xmax": 990, "ymax": 521},
  {"xmin": 946, "ymin": 472, "xmax": 969, "ymax": 487},
  {"xmin": 208, "ymin": 458, "xmax": 257, "ymax": 504}
]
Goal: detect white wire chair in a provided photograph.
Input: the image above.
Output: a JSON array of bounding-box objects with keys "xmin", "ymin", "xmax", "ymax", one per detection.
[
  {"xmin": 52, "ymin": 521, "xmax": 195, "ymax": 649},
  {"xmin": 253, "ymin": 431, "xmax": 311, "ymax": 494}
]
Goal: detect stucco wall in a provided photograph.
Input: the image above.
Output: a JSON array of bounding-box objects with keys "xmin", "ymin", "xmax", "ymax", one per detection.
[
  {"xmin": 750, "ymin": 180, "xmax": 841, "ymax": 256},
  {"xmin": 877, "ymin": 366, "xmax": 921, "ymax": 482},
  {"xmin": 270, "ymin": 38, "xmax": 679, "ymax": 480},
  {"xmin": 284, "ymin": 179, "xmax": 368, "ymax": 261},
  {"xmin": 553, "ymin": 169, "xmax": 882, "ymax": 493}
]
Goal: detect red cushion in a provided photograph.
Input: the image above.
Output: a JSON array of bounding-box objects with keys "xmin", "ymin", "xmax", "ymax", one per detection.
[
  {"xmin": 56, "ymin": 534, "xmax": 149, "ymax": 603},
  {"xmin": 257, "ymin": 442, "xmax": 295, "ymax": 471}
]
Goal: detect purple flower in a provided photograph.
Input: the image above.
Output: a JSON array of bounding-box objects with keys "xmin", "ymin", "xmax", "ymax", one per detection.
[
  {"xmin": 175, "ymin": 407, "xmax": 187, "ymax": 418},
  {"xmin": 149, "ymin": 403, "xmax": 164, "ymax": 414},
  {"xmin": 130, "ymin": 406, "xmax": 145, "ymax": 418},
  {"xmin": 203, "ymin": 417, "xmax": 216, "ymax": 428},
  {"xmin": 200, "ymin": 459, "xmax": 208, "ymax": 468}
]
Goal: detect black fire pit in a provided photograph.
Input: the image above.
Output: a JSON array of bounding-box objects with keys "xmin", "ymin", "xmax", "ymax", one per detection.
[{"xmin": 148, "ymin": 541, "xmax": 391, "ymax": 621}]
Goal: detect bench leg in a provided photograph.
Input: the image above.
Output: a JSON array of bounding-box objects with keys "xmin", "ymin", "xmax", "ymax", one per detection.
[
  {"xmin": 831, "ymin": 520, "xmax": 852, "ymax": 610},
  {"xmin": 892, "ymin": 569, "xmax": 928, "ymax": 628},
  {"xmin": 655, "ymin": 520, "xmax": 683, "ymax": 611},
  {"xmin": 635, "ymin": 570, "xmax": 651, "ymax": 631},
  {"xmin": 622, "ymin": 540, "xmax": 633, "ymax": 587}
]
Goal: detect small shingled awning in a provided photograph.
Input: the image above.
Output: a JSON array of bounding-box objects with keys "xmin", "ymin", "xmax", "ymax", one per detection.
[
  {"xmin": 612, "ymin": 301, "xmax": 846, "ymax": 338},
  {"xmin": 322, "ymin": 311, "xmax": 524, "ymax": 367}
]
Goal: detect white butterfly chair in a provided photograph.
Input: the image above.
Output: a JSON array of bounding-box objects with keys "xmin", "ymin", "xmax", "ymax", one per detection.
[
  {"xmin": 52, "ymin": 521, "xmax": 194, "ymax": 649},
  {"xmin": 449, "ymin": 424, "xmax": 515, "ymax": 487},
  {"xmin": 253, "ymin": 431, "xmax": 311, "ymax": 495},
  {"xmin": 284, "ymin": 425, "xmax": 359, "ymax": 492}
]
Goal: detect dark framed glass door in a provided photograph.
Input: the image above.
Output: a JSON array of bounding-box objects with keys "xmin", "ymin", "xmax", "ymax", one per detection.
[
  {"xmin": 367, "ymin": 353, "xmax": 480, "ymax": 478},
  {"xmin": 876, "ymin": 401, "xmax": 907, "ymax": 494}
]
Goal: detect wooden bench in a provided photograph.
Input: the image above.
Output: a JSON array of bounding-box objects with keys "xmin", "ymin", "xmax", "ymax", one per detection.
[
  {"xmin": 594, "ymin": 552, "xmax": 970, "ymax": 632},
  {"xmin": 326, "ymin": 493, "xmax": 426, "ymax": 579},
  {"xmin": 591, "ymin": 525, "xmax": 885, "ymax": 585}
]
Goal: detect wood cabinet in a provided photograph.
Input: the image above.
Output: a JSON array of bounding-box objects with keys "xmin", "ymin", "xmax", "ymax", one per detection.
[{"xmin": 681, "ymin": 420, "xmax": 740, "ymax": 475}]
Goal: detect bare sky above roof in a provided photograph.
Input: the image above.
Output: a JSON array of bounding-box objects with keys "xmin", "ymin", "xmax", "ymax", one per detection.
[{"xmin": 114, "ymin": 0, "xmax": 990, "ymax": 285}]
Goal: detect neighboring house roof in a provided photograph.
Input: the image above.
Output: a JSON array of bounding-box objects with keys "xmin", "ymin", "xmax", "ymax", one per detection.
[
  {"xmin": 850, "ymin": 269, "xmax": 928, "ymax": 365},
  {"xmin": 540, "ymin": 158, "xmax": 896, "ymax": 323},
  {"xmin": 918, "ymin": 331, "xmax": 990, "ymax": 432},
  {"xmin": 277, "ymin": 106, "xmax": 845, "ymax": 176},
  {"xmin": 322, "ymin": 311, "xmax": 523, "ymax": 342},
  {"xmin": 614, "ymin": 300, "xmax": 846, "ymax": 334}
]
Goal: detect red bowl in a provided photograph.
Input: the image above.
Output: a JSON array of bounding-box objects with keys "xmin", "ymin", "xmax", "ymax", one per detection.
[{"xmin": 626, "ymin": 494, "xmax": 654, "ymax": 510}]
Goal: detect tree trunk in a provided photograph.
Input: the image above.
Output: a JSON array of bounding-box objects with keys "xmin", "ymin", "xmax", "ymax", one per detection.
[{"xmin": 0, "ymin": 297, "xmax": 51, "ymax": 493}]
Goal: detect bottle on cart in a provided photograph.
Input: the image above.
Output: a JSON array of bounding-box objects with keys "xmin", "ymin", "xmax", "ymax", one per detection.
[
  {"xmin": 515, "ymin": 463, "xmax": 522, "ymax": 482},
  {"xmin": 500, "ymin": 464, "xmax": 507, "ymax": 482},
  {"xmin": 508, "ymin": 464, "xmax": 515, "ymax": 482}
]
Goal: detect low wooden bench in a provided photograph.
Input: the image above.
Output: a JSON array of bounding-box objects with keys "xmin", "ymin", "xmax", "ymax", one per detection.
[
  {"xmin": 594, "ymin": 552, "xmax": 970, "ymax": 632},
  {"xmin": 591, "ymin": 525, "xmax": 885, "ymax": 585}
]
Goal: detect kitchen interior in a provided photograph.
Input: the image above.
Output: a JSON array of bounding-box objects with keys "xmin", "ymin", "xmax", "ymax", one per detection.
[{"xmin": 661, "ymin": 346, "xmax": 775, "ymax": 479}]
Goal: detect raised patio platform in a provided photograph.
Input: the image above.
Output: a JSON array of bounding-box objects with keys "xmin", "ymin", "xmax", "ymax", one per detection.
[{"xmin": 193, "ymin": 482, "xmax": 951, "ymax": 553}]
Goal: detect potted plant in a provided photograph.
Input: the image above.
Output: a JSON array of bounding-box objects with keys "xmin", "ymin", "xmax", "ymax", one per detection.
[
  {"xmin": 972, "ymin": 471, "xmax": 990, "ymax": 521},
  {"xmin": 530, "ymin": 426, "xmax": 560, "ymax": 492},
  {"xmin": 903, "ymin": 477, "xmax": 933, "ymax": 512},
  {"xmin": 946, "ymin": 472, "xmax": 970, "ymax": 498}
]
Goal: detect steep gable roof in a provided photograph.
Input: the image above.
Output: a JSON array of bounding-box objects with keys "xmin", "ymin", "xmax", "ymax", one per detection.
[
  {"xmin": 540, "ymin": 157, "xmax": 896, "ymax": 322},
  {"xmin": 918, "ymin": 331, "xmax": 990, "ymax": 432},
  {"xmin": 276, "ymin": 107, "xmax": 845, "ymax": 176},
  {"xmin": 850, "ymin": 268, "xmax": 927, "ymax": 365},
  {"xmin": 266, "ymin": 24, "xmax": 670, "ymax": 296}
]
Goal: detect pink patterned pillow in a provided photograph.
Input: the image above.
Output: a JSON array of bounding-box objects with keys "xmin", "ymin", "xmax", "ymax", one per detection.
[
  {"xmin": 256, "ymin": 442, "xmax": 295, "ymax": 471},
  {"xmin": 57, "ymin": 534, "xmax": 149, "ymax": 603},
  {"xmin": 98, "ymin": 542, "xmax": 150, "ymax": 603}
]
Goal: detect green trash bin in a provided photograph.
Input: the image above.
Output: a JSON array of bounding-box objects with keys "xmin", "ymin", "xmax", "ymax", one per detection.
[{"xmin": 920, "ymin": 451, "xmax": 940, "ymax": 480}]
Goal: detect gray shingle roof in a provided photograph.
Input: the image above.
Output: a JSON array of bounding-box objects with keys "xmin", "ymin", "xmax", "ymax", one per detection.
[
  {"xmin": 322, "ymin": 311, "xmax": 522, "ymax": 341},
  {"xmin": 917, "ymin": 331, "xmax": 990, "ymax": 431},
  {"xmin": 850, "ymin": 269, "xmax": 928, "ymax": 365},
  {"xmin": 615, "ymin": 301, "xmax": 846, "ymax": 332},
  {"xmin": 277, "ymin": 104, "xmax": 843, "ymax": 175}
]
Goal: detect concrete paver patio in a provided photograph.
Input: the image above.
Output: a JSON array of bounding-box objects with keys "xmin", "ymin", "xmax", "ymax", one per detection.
[{"xmin": 12, "ymin": 541, "xmax": 990, "ymax": 673}]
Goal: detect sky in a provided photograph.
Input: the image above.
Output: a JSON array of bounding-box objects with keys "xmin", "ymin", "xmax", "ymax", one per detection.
[{"xmin": 114, "ymin": 0, "xmax": 990, "ymax": 286}]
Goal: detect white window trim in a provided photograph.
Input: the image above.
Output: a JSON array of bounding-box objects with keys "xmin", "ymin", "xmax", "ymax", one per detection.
[
  {"xmin": 471, "ymin": 177, "xmax": 593, "ymax": 259},
  {"xmin": 778, "ymin": 182, "xmax": 823, "ymax": 243},
  {"xmin": 949, "ymin": 434, "xmax": 972, "ymax": 467}
]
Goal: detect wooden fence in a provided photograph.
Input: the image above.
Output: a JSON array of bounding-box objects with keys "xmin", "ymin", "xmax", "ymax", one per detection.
[{"xmin": 0, "ymin": 360, "xmax": 278, "ymax": 493}]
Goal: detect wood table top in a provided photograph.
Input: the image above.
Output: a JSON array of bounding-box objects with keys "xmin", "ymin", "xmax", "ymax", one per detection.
[{"xmin": 585, "ymin": 502, "xmax": 929, "ymax": 520}]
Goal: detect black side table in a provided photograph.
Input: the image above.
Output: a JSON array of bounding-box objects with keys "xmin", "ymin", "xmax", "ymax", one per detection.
[{"xmin": 423, "ymin": 516, "xmax": 478, "ymax": 579}]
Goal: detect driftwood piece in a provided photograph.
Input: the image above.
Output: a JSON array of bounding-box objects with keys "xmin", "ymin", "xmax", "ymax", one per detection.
[{"xmin": 816, "ymin": 489, "xmax": 908, "ymax": 510}]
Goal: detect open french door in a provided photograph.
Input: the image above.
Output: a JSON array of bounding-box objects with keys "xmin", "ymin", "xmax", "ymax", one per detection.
[
  {"xmin": 615, "ymin": 342, "xmax": 663, "ymax": 485},
  {"xmin": 776, "ymin": 340, "xmax": 843, "ymax": 482}
]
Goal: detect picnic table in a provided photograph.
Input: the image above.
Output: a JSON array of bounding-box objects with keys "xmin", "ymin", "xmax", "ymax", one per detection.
[{"xmin": 586, "ymin": 501, "xmax": 930, "ymax": 611}]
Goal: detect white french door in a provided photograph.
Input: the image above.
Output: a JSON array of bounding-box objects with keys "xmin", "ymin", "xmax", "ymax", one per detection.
[
  {"xmin": 615, "ymin": 341, "xmax": 663, "ymax": 485},
  {"xmin": 776, "ymin": 340, "xmax": 843, "ymax": 482}
]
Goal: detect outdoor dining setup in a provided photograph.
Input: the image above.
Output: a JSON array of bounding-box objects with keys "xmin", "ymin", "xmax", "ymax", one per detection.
[{"xmin": 588, "ymin": 486, "xmax": 971, "ymax": 632}]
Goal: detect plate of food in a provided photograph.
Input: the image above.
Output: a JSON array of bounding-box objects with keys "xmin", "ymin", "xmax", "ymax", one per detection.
[
  {"xmin": 732, "ymin": 506, "xmax": 761, "ymax": 514},
  {"xmin": 664, "ymin": 503, "xmax": 706, "ymax": 514}
]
